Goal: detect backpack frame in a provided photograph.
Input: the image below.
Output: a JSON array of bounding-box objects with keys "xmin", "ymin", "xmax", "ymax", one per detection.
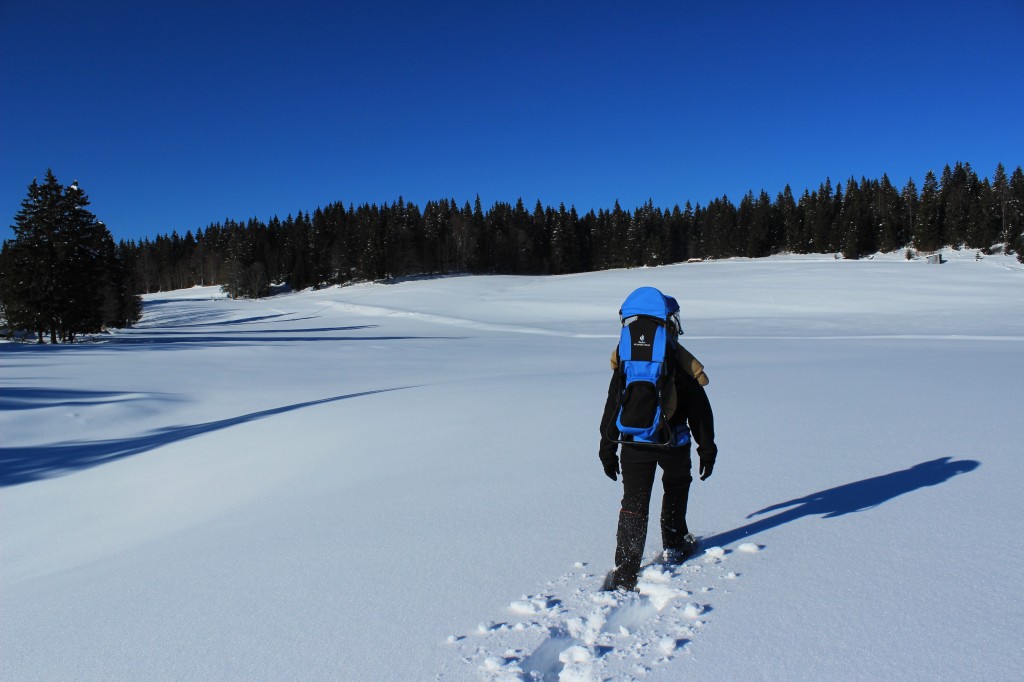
[{"xmin": 606, "ymin": 287, "xmax": 680, "ymax": 448}]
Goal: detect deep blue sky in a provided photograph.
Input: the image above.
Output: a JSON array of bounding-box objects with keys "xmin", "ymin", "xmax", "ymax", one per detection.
[{"xmin": 2, "ymin": 0, "xmax": 1022, "ymax": 243}]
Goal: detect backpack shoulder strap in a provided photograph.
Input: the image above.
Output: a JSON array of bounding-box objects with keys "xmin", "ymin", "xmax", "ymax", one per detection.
[{"xmin": 674, "ymin": 342, "xmax": 709, "ymax": 386}]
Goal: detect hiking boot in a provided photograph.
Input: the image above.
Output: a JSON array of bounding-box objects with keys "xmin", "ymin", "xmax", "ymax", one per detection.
[
  {"xmin": 601, "ymin": 568, "xmax": 638, "ymax": 592},
  {"xmin": 663, "ymin": 533, "xmax": 699, "ymax": 564}
]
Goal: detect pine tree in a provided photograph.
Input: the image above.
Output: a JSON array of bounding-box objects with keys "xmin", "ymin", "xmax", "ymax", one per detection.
[
  {"xmin": 680, "ymin": 201, "xmax": 696, "ymax": 261},
  {"xmin": 700, "ymin": 196, "xmax": 737, "ymax": 259},
  {"xmin": 689, "ymin": 204, "xmax": 705, "ymax": 258},
  {"xmin": 945, "ymin": 162, "xmax": 975, "ymax": 248},
  {"xmin": 442, "ymin": 201, "xmax": 466, "ymax": 274},
  {"xmin": 737, "ymin": 191, "xmax": 755, "ymax": 257},
  {"xmin": 809, "ymin": 179, "xmax": 836, "ymax": 253},
  {"xmin": 608, "ymin": 200, "xmax": 630, "ymax": 268},
  {"xmin": 422, "ymin": 200, "xmax": 450, "ymax": 275},
  {"xmin": 634, "ymin": 199, "xmax": 665, "ymax": 267},
  {"xmin": 59, "ymin": 180, "xmax": 110, "ymax": 338},
  {"xmin": 667, "ymin": 204, "xmax": 688, "ymax": 263},
  {"xmin": 1, "ymin": 171, "xmax": 137, "ymax": 341},
  {"xmin": 286, "ymin": 212, "xmax": 312, "ymax": 288},
  {"xmin": 777, "ymin": 185, "xmax": 800, "ymax": 253},
  {"xmin": 98, "ymin": 235, "xmax": 142, "ymax": 328},
  {"xmin": 222, "ymin": 223, "xmax": 248, "ymax": 298},
  {"xmin": 965, "ymin": 178, "xmax": 998, "ymax": 250},
  {"xmin": 470, "ymin": 195, "xmax": 488, "ymax": 272},
  {"xmin": 901, "ymin": 177, "xmax": 919, "ymax": 248},
  {"xmin": 991, "ymin": 163, "xmax": 1011, "ymax": 250},
  {"xmin": 794, "ymin": 189, "xmax": 814, "ymax": 253},
  {"xmin": 913, "ymin": 171, "xmax": 942, "ymax": 252},
  {"xmin": 1009, "ymin": 166, "xmax": 1024, "ymax": 262},
  {"xmin": 624, "ymin": 203, "xmax": 645, "ymax": 267},
  {"xmin": 487, "ymin": 201, "xmax": 513, "ymax": 273},
  {"xmin": 530, "ymin": 200, "xmax": 549, "ymax": 273},
  {"xmin": 839, "ymin": 177, "xmax": 875, "ymax": 259},
  {"xmin": 4, "ymin": 172, "xmax": 64, "ymax": 340},
  {"xmin": 831, "ymin": 183, "xmax": 845, "ymax": 252},
  {"xmin": 876, "ymin": 174, "xmax": 904, "ymax": 253},
  {"xmin": 937, "ymin": 164, "xmax": 959, "ymax": 247},
  {"xmin": 512, "ymin": 198, "xmax": 533, "ymax": 273},
  {"xmin": 550, "ymin": 202, "xmax": 577, "ymax": 274},
  {"xmin": 744, "ymin": 190, "xmax": 774, "ymax": 258}
]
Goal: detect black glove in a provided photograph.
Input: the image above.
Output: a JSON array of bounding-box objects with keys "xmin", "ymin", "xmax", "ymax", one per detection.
[
  {"xmin": 699, "ymin": 458, "xmax": 714, "ymax": 481},
  {"xmin": 602, "ymin": 457, "xmax": 619, "ymax": 481}
]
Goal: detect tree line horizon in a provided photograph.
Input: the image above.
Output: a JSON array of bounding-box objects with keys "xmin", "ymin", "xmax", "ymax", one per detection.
[
  {"xmin": 2, "ymin": 161, "xmax": 1023, "ymax": 342},
  {"xmin": 121, "ymin": 160, "xmax": 1024, "ymax": 298}
]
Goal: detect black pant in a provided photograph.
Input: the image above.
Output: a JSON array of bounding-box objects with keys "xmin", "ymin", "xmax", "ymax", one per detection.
[{"xmin": 614, "ymin": 444, "xmax": 692, "ymax": 582}]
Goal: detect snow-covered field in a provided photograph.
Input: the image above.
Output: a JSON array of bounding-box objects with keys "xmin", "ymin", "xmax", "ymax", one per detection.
[{"xmin": 2, "ymin": 250, "xmax": 1022, "ymax": 681}]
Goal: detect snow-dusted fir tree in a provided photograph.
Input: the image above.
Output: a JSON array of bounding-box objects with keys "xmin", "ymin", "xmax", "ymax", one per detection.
[
  {"xmin": 2, "ymin": 171, "xmax": 62, "ymax": 339},
  {"xmin": 0, "ymin": 171, "xmax": 140, "ymax": 342}
]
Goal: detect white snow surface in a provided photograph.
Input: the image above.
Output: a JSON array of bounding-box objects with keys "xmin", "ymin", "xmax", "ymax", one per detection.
[{"xmin": 2, "ymin": 250, "xmax": 1022, "ymax": 681}]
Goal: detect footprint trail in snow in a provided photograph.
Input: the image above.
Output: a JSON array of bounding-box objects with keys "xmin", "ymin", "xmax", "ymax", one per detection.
[{"xmin": 448, "ymin": 541, "xmax": 764, "ymax": 681}]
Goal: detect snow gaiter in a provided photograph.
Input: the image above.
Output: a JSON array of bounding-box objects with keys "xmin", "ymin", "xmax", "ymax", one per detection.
[
  {"xmin": 660, "ymin": 473, "xmax": 692, "ymax": 550},
  {"xmin": 614, "ymin": 458, "xmax": 658, "ymax": 586}
]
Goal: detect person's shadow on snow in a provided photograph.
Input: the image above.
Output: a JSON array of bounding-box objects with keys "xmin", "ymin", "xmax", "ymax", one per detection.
[{"xmin": 700, "ymin": 457, "xmax": 980, "ymax": 548}]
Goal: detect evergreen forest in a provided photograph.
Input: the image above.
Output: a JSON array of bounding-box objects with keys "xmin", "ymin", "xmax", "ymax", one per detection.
[
  {"xmin": 2, "ymin": 162, "xmax": 1023, "ymax": 341},
  {"xmin": 119, "ymin": 161, "xmax": 1024, "ymax": 299}
]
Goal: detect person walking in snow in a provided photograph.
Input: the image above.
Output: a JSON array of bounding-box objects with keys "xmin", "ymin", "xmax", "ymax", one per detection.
[{"xmin": 599, "ymin": 289, "xmax": 718, "ymax": 591}]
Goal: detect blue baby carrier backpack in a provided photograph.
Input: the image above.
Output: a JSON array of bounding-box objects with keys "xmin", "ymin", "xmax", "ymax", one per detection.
[{"xmin": 608, "ymin": 287, "xmax": 690, "ymax": 448}]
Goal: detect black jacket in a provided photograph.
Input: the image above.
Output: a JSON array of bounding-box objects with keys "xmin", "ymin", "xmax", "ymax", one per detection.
[{"xmin": 599, "ymin": 352, "xmax": 718, "ymax": 465}]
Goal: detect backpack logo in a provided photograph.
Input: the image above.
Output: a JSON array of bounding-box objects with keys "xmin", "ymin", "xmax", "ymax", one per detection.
[{"xmin": 635, "ymin": 334, "xmax": 650, "ymax": 348}]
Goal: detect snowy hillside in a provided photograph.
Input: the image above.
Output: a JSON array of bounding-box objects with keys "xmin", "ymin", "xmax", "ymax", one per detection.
[{"xmin": 2, "ymin": 251, "xmax": 1022, "ymax": 681}]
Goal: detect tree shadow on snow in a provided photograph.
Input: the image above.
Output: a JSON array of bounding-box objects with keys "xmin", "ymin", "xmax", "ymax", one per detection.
[
  {"xmin": 0, "ymin": 388, "xmax": 175, "ymax": 411},
  {"xmin": 0, "ymin": 388, "xmax": 414, "ymax": 487},
  {"xmin": 701, "ymin": 457, "xmax": 980, "ymax": 548},
  {"xmin": 98, "ymin": 333, "xmax": 465, "ymax": 348},
  {"xmin": 0, "ymin": 332, "xmax": 465, "ymax": 352},
  {"xmin": 155, "ymin": 325, "xmax": 378, "ymax": 335}
]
